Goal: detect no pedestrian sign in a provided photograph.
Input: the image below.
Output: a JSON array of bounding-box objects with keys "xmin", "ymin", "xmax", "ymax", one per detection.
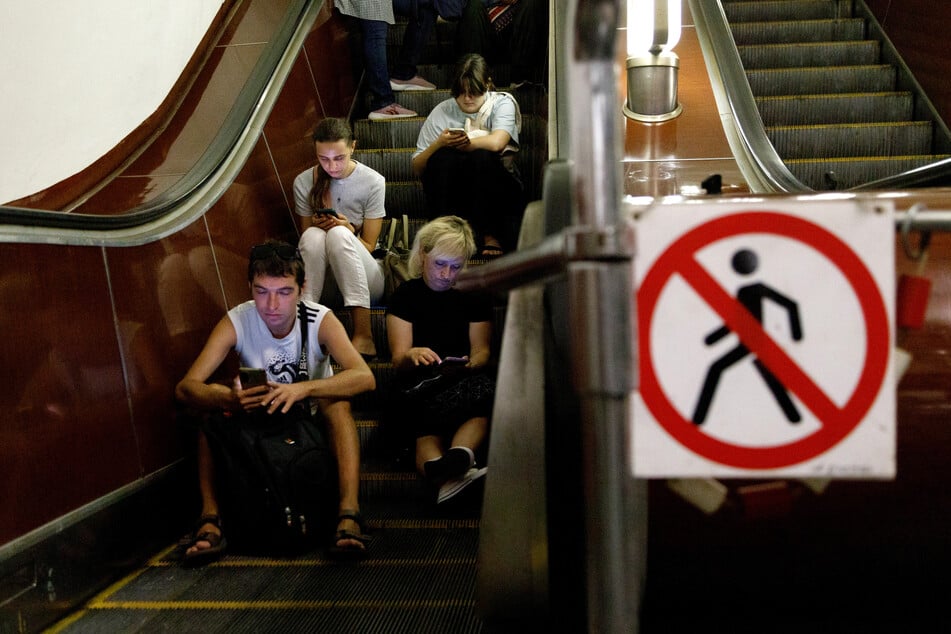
[{"xmin": 632, "ymin": 199, "xmax": 895, "ymax": 478}]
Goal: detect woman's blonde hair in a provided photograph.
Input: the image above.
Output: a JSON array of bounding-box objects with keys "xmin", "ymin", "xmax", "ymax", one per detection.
[{"xmin": 408, "ymin": 216, "xmax": 477, "ymax": 277}]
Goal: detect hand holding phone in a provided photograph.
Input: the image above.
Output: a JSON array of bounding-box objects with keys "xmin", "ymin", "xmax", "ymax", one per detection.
[
  {"xmin": 239, "ymin": 367, "xmax": 268, "ymax": 390},
  {"xmin": 438, "ymin": 356, "xmax": 468, "ymax": 375},
  {"xmin": 317, "ymin": 208, "xmax": 340, "ymax": 218}
]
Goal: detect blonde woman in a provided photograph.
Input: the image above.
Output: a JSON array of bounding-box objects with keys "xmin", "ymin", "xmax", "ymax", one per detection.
[{"xmin": 386, "ymin": 216, "xmax": 496, "ymax": 503}]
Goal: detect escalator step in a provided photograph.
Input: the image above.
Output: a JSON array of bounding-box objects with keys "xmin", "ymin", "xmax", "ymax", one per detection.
[
  {"xmin": 730, "ymin": 18, "xmax": 866, "ymax": 46},
  {"xmin": 766, "ymin": 121, "xmax": 933, "ymax": 159},
  {"xmin": 721, "ymin": 0, "xmax": 851, "ymax": 22},
  {"xmin": 738, "ymin": 40, "xmax": 880, "ymax": 69},
  {"xmin": 756, "ymin": 92, "xmax": 913, "ymax": 126},
  {"xmin": 785, "ymin": 154, "xmax": 951, "ymax": 190},
  {"xmin": 746, "ymin": 65, "xmax": 895, "ymax": 96}
]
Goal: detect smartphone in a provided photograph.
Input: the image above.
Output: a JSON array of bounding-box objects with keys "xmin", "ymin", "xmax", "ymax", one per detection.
[
  {"xmin": 448, "ymin": 127, "xmax": 466, "ymax": 135},
  {"xmin": 239, "ymin": 367, "xmax": 268, "ymax": 389},
  {"xmin": 317, "ymin": 208, "xmax": 340, "ymax": 218},
  {"xmin": 441, "ymin": 356, "xmax": 468, "ymax": 365}
]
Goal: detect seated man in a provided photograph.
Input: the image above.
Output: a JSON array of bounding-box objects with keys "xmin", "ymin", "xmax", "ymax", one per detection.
[{"xmin": 175, "ymin": 241, "xmax": 375, "ymax": 564}]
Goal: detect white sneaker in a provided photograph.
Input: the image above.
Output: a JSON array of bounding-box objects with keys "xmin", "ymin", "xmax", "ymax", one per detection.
[
  {"xmin": 437, "ymin": 467, "xmax": 488, "ymax": 504},
  {"xmin": 390, "ymin": 76, "xmax": 436, "ymax": 91},
  {"xmin": 368, "ymin": 103, "xmax": 417, "ymax": 120}
]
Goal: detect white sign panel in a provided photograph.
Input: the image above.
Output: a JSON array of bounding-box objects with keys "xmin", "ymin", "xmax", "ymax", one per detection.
[{"xmin": 632, "ymin": 199, "xmax": 895, "ymax": 478}]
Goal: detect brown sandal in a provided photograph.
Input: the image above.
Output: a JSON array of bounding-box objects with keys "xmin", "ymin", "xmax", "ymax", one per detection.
[{"xmin": 181, "ymin": 514, "xmax": 228, "ymax": 568}]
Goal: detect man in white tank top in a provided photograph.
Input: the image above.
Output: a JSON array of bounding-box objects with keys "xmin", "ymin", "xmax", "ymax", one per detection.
[{"xmin": 175, "ymin": 241, "xmax": 376, "ymax": 563}]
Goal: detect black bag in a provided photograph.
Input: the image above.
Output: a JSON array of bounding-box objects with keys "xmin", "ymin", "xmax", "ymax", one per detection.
[{"xmin": 202, "ymin": 303, "xmax": 338, "ymax": 553}]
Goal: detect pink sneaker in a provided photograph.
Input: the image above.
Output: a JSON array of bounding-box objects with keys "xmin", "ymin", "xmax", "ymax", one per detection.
[
  {"xmin": 368, "ymin": 103, "xmax": 417, "ymax": 120},
  {"xmin": 390, "ymin": 75, "xmax": 436, "ymax": 91}
]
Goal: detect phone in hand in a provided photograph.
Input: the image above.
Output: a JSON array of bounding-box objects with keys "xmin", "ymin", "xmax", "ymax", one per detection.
[
  {"xmin": 239, "ymin": 367, "xmax": 268, "ymax": 389},
  {"xmin": 439, "ymin": 356, "xmax": 468, "ymax": 375},
  {"xmin": 317, "ymin": 208, "xmax": 340, "ymax": 218},
  {"xmin": 448, "ymin": 127, "xmax": 467, "ymax": 136}
]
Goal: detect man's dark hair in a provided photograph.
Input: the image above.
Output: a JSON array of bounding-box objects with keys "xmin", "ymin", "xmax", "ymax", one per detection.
[{"xmin": 247, "ymin": 240, "xmax": 305, "ymax": 287}]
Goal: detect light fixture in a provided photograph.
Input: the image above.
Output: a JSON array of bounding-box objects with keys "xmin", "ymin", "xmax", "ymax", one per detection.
[{"xmin": 623, "ymin": 0, "xmax": 683, "ymax": 122}]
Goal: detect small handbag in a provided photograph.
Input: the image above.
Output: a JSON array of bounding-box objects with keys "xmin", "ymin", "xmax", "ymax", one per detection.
[{"xmin": 380, "ymin": 214, "xmax": 413, "ymax": 300}]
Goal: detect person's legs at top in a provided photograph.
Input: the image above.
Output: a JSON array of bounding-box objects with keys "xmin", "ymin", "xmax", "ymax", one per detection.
[
  {"xmin": 359, "ymin": 18, "xmax": 418, "ymax": 119},
  {"xmin": 390, "ymin": 0, "xmax": 437, "ymax": 90},
  {"xmin": 454, "ymin": 0, "xmax": 499, "ymax": 65},
  {"xmin": 504, "ymin": 0, "xmax": 549, "ymax": 86}
]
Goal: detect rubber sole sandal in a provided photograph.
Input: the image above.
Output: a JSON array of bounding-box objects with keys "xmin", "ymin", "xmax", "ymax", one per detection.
[
  {"xmin": 181, "ymin": 515, "xmax": 227, "ymax": 568},
  {"xmin": 328, "ymin": 511, "xmax": 371, "ymax": 561}
]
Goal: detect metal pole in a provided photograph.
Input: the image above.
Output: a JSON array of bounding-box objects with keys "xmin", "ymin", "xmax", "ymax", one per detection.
[{"xmin": 568, "ymin": 2, "xmax": 643, "ymax": 632}]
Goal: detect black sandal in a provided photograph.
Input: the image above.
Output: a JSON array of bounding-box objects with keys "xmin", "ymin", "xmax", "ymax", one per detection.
[
  {"xmin": 328, "ymin": 510, "xmax": 371, "ymax": 561},
  {"xmin": 181, "ymin": 514, "xmax": 228, "ymax": 568}
]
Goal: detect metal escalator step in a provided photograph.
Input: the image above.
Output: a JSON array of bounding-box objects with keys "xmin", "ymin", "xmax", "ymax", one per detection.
[
  {"xmin": 766, "ymin": 121, "xmax": 933, "ymax": 159},
  {"xmin": 356, "ymin": 113, "xmax": 545, "ymax": 150},
  {"xmin": 746, "ymin": 65, "xmax": 895, "ymax": 96},
  {"xmin": 756, "ymin": 92, "xmax": 914, "ymax": 126},
  {"xmin": 729, "ymin": 18, "xmax": 866, "ymax": 46},
  {"xmin": 384, "ymin": 181, "xmax": 427, "ymax": 217},
  {"xmin": 355, "ymin": 118, "xmax": 427, "ymax": 150},
  {"xmin": 738, "ymin": 40, "xmax": 880, "ymax": 69},
  {"xmin": 721, "ymin": 0, "xmax": 851, "ymax": 22},
  {"xmin": 785, "ymin": 155, "xmax": 951, "ymax": 190},
  {"xmin": 354, "ymin": 148, "xmax": 416, "ymax": 181}
]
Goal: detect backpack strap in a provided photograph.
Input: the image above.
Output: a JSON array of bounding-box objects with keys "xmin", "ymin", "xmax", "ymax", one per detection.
[{"xmin": 296, "ymin": 302, "xmax": 310, "ymax": 383}]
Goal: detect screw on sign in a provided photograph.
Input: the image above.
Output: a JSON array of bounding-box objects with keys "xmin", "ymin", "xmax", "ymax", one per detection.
[{"xmin": 637, "ymin": 212, "xmax": 890, "ymax": 470}]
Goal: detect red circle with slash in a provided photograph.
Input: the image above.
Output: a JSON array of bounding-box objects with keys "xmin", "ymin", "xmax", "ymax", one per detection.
[{"xmin": 638, "ymin": 212, "xmax": 890, "ymax": 469}]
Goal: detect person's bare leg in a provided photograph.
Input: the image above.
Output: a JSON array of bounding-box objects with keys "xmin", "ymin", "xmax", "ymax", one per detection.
[
  {"xmin": 450, "ymin": 417, "xmax": 488, "ymax": 456},
  {"xmin": 416, "ymin": 434, "xmax": 445, "ymax": 476},
  {"xmin": 350, "ymin": 306, "xmax": 377, "ymax": 359},
  {"xmin": 322, "ymin": 399, "xmax": 365, "ymax": 548},
  {"xmin": 186, "ymin": 432, "xmax": 221, "ymax": 556}
]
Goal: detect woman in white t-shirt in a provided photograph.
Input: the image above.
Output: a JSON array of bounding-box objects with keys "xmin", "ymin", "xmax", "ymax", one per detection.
[
  {"xmin": 411, "ymin": 54, "xmax": 524, "ymax": 256},
  {"xmin": 294, "ymin": 117, "xmax": 385, "ymax": 359}
]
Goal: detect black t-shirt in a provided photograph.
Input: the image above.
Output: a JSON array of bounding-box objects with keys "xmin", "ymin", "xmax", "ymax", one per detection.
[{"xmin": 387, "ymin": 277, "xmax": 493, "ymax": 358}]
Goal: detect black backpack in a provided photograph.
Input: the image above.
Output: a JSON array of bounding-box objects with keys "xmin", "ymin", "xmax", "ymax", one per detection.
[{"xmin": 203, "ymin": 303, "xmax": 338, "ymax": 554}]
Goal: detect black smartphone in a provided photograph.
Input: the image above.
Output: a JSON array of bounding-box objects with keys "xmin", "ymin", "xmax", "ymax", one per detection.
[
  {"xmin": 239, "ymin": 367, "xmax": 267, "ymax": 389},
  {"xmin": 441, "ymin": 356, "xmax": 468, "ymax": 365},
  {"xmin": 317, "ymin": 208, "xmax": 340, "ymax": 218}
]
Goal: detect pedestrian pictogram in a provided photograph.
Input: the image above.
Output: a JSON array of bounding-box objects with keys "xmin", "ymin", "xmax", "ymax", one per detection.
[
  {"xmin": 632, "ymin": 201, "xmax": 895, "ymax": 478},
  {"xmin": 692, "ymin": 248, "xmax": 803, "ymax": 425}
]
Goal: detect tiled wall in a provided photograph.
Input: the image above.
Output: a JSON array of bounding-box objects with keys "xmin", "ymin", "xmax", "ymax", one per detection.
[{"xmin": 0, "ymin": 0, "xmax": 356, "ymax": 545}]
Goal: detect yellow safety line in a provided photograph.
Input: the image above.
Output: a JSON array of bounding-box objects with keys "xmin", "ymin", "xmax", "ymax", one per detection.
[
  {"xmin": 88, "ymin": 598, "xmax": 474, "ymax": 610},
  {"xmin": 148, "ymin": 556, "xmax": 476, "ymax": 568}
]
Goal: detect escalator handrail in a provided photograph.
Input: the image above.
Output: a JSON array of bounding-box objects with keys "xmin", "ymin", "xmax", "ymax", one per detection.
[{"xmin": 0, "ymin": 0, "xmax": 321, "ymax": 247}]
